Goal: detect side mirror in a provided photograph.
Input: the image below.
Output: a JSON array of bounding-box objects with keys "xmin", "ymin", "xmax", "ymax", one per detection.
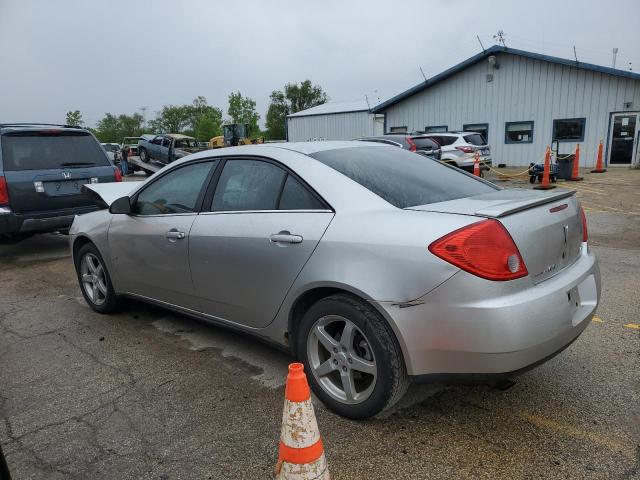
[{"xmin": 109, "ymin": 196, "xmax": 132, "ymax": 214}]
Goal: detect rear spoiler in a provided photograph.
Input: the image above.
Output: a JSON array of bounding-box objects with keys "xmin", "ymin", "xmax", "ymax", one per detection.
[
  {"xmin": 81, "ymin": 182, "xmax": 143, "ymax": 209},
  {"xmin": 475, "ymin": 190, "xmax": 575, "ymax": 218}
]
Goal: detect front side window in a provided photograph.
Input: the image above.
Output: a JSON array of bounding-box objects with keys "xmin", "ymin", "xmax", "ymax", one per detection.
[
  {"xmin": 212, "ymin": 160, "xmax": 286, "ymax": 211},
  {"xmin": 424, "ymin": 125, "xmax": 448, "ymax": 133},
  {"xmin": 505, "ymin": 121, "xmax": 534, "ymax": 144},
  {"xmin": 151, "ymin": 136, "xmax": 163, "ymax": 145},
  {"xmin": 310, "ymin": 146, "xmax": 496, "ymax": 208},
  {"xmin": 133, "ymin": 161, "xmax": 215, "ymax": 215},
  {"xmin": 162, "ymin": 137, "xmax": 172, "ymax": 148},
  {"xmin": 553, "ymin": 118, "xmax": 586, "ymax": 142}
]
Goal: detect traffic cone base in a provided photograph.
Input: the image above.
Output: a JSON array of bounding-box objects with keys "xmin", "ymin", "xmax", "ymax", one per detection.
[{"xmin": 276, "ymin": 363, "xmax": 330, "ymax": 480}]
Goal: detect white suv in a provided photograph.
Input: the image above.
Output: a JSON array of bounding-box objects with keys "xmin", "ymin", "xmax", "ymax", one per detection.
[{"xmin": 424, "ymin": 132, "xmax": 491, "ymax": 173}]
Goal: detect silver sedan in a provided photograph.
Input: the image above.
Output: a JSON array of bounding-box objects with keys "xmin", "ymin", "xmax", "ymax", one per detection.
[{"xmin": 70, "ymin": 142, "xmax": 600, "ymax": 419}]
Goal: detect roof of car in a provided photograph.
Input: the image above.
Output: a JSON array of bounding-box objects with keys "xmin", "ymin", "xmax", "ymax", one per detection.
[
  {"xmin": 260, "ymin": 141, "xmax": 389, "ymax": 155},
  {"xmin": 0, "ymin": 124, "xmax": 88, "ymax": 134},
  {"xmin": 166, "ymin": 133, "xmax": 195, "ymax": 139}
]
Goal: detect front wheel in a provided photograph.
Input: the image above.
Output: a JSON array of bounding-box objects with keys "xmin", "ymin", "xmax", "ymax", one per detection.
[
  {"xmin": 75, "ymin": 243, "xmax": 120, "ymax": 313},
  {"xmin": 139, "ymin": 148, "xmax": 148, "ymax": 162},
  {"xmin": 297, "ymin": 294, "xmax": 408, "ymax": 419}
]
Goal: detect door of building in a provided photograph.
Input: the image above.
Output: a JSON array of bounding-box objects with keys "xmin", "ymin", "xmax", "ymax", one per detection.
[{"xmin": 608, "ymin": 112, "xmax": 639, "ymax": 165}]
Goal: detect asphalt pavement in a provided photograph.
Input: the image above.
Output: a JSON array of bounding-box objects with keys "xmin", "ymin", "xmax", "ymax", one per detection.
[{"xmin": 0, "ymin": 168, "xmax": 638, "ymax": 479}]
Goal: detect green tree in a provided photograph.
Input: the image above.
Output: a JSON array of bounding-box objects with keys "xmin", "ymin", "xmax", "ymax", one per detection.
[
  {"xmin": 227, "ymin": 91, "xmax": 260, "ymax": 136},
  {"xmin": 149, "ymin": 105, "xmax": 191, "ymax": 133},
  {"xmin": 187, "ymin": 96, "xmax": 222, "ymax": 140},
  {"xmin": 94, "ymin": 113, "xmax": 144, "ymax": 143},
  {"xmin": 264, "ymin": 80, "xmax": 328, "ymax": 140},
  {"xmin": 265, "ymin": 90, "xmax": 289, "ymax": 140},
  {"xmin": 65, "ymin": 110, "xmax": 84, "ymax": 127}
]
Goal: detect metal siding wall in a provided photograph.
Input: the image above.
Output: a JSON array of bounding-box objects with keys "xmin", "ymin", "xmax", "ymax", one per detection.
[
  {"xmin": 287, "ymin": 111, "xmax": 377, "ymax": 142},
  {"xmin": 383, "ymin": 54, "xmax": 640, "ymax": 167}
]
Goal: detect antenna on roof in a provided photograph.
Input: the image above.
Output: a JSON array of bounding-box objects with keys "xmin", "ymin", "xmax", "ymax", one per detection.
[
  {"xmin": 573, "ymin": 46, "xmax": 579, "ymax": 64},
  {"xmin": 419, "ymin": 66, "xmax": 428, "ymax": 82},
  {"xmin": 364, "ymin": 94, "xmax": 371, "ymax": 110},
  {"xmin": 612, "ymin": 48, "xmax": 619, "ymax": 68},
  {"xmin": 493, "ymin": 30, "xmax": 506, "ymax": 47},
  {"xmin": 476, "ymin": 35, "xmax": 486, "ymax": 53}
]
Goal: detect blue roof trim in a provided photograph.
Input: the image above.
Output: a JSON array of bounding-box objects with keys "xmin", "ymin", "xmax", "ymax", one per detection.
[{"xmin": 371, "ymin": 46, "xmax": 640, "ymax": 113}]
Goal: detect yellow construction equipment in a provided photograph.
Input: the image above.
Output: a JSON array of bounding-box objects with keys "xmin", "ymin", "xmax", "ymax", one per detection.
[{"xmin": 209, "ymin": 123, "xmax": 264, "ymax": 148}]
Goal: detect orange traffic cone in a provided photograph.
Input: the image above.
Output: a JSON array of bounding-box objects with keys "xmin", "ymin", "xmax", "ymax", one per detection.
[
  {"xmin": 473, "ymin": 152, "xmax": 481, "ymax": 177},
  {"xmin": 534, "ymin": 146, "xmax": 556, "ymax": 190},
  {"xmin": 591, "ymin": 140, "xmax": 607, "ymax": 173},
  {"xmin": 275, "ymin": 363, "xmax": 330, "ymax": 480},
  {"xmin": 569, "ymin": 144, "xmax": 583, "ymax": 181}
]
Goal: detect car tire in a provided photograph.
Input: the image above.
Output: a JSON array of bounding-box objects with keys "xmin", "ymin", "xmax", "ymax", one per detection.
[
  {"xmin": 297, "ymin": 293, "xmax": 409, "ymax": 419},
  {"xmin": 74, "ymin": 243, "xmax": 120, "ymax": 314},
  {"xmin": 139, "ymin": 148, "xmax": 148, "ymax": 162},
  {"xmin": 529, "ymin": 175, "xmax": 536, "ymax": 184}
]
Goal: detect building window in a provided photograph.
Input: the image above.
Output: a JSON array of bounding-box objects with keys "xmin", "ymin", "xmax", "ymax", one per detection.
[
  {"xmin": 505, "ymin": 121, "xmax": 534, "ymax": 144},
  {"xmin": 424, "ymin": 125, "xmax": 448, "ymax": 133},
  {"xmin": 552, "ymin": 118, "xmax": 586, "ymax": 142},
  {"xmin": 389, "ymin": 126, "xmax": 408, "ymax": 133},
  {"xmin": 463, "ymin": 123, "xmax": 489, "ymax": 143}
]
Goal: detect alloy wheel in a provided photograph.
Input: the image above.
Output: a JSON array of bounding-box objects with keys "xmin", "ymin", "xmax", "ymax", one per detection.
[
  {"xmin": 307, "ymin": 315, "xmax": 377, "ymax": 405},
  {"xmin": 80, "ymin": 253, "xmax": 108, "ymax": 306}
]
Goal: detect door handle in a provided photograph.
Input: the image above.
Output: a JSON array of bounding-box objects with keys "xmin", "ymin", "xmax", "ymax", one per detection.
[
  {"xmin": 165, "ymin": 229, "xmax": 186, "ymax": 240},
  {"xmin": 270, "ymin": 232, "xmax": 303, "ymax": 244}
]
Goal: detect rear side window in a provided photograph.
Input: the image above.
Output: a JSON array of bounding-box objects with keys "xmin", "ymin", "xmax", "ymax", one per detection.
[
  {"xmin": 212, "ymin": 159, "xmax": 286, "ymax": 211},
  {"xmin": 310, "ymin": 146, "xmax": 496, "ymax": 208},
  {"xmin": 463, "ymin": 134, "xmax": 486, "ymax": 146},
  {"xmin": 1, "ymin": 132, "xmax": 111, "ymax": 171},
  {"xmin": 279, "ymin": 175, "xmax": 325, "ymax": 210}
]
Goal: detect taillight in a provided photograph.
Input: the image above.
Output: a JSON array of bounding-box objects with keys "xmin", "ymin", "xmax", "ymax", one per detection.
[
  {"xmin": 407, "ymin": 137, "xmax": 417, "ymax": 152},
  {"xmin": 0, "ymin": 176, "xmax": 9, "ymax": 205},
  {"xmin": 428, "ymin": 219, "xmax": 528, "ymax": 281},
  {"xmin": 579, "ymin": 205, "xmax": 588, "ymax": 242},
  {"xmin": 114, "ymin": 168, "xmax": 122, "ymax": 182},
  {"xmin": 455, "ymin": 146, "xmax": 475, "ymax": 154}
]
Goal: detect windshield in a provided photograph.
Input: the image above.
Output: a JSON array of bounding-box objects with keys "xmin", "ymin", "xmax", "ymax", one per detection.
[
  {"xmin": 2, "ymin": 132, "xmax": 111, "ymax": 170},
  {"xmin": 310, "ymin": 146, "xmax": 496, "ymax": 208}
]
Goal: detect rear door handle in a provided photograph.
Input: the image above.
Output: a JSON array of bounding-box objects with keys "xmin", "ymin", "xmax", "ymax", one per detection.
[
  {"xmin": 270, "ymin": 232, "xmax": 303, "ymax": 244},
  {"xmin": 166, "ymin": 229, "xmax": 186, "ymax": 240}
]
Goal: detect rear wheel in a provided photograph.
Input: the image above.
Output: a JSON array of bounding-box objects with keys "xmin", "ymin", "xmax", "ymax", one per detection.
[
  {"xmin": 75, "ymin": 243, "xmax": 120, "ymax": 313},
  {"xmin": 297, "ymin": 294, "xmax": 408, "ymax": 419}
]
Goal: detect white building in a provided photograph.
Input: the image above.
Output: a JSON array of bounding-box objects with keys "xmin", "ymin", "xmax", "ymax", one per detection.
[
  {"xmin": 286, "ymin": 100, "xmax": 384, "ymax": 142},
  {"xmin": 371, "ymin": 46, "xmax": 640, "ymax": 168}
]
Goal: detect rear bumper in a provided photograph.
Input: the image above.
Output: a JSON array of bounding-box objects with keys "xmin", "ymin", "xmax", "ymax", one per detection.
[
  {"xmin": 376, "ymin": 244, "xmax": 600, "ymax": 376},
  {"xmin": 0, "ymin": 205, "xmax": 100, "ymax": 234}
]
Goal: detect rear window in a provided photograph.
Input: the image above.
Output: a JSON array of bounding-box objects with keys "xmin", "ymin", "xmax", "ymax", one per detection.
[
  {"xmin": 463, "ymin": 134, "xmax": 486, "ymax": 146},
  {"xmin": 310, "ymin": 146, "xmax": 496, "ymax": 208},
  {"xmin": 412, "ymin": 138, "xmax": 438, "ymax": 149},
  {"xmin": 1, "ymin": 132, "xmax": 110, "ymax": 171}
]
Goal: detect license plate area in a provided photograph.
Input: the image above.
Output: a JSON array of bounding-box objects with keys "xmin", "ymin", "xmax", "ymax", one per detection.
[{"xmin": 44, "ymin": 179, "xmax": 86, "ymax": 196}]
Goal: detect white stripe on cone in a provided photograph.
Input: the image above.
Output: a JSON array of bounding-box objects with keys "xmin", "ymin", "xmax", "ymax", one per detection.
[
  {"xmin": 281, "ymin": 398, "xmax": 321, "ymax": 449},
  {"xmin": 277, "ymin": 454, "xmax": 330, "ymax": 480}
]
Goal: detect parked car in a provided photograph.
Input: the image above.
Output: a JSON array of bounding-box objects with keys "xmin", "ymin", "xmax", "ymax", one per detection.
[
  {"xmin": 70, "ymin": 141, "xmax": 599, "ymax": 419},
  {"xmin": 0, "ymin": 123, "xmax": 121, "ymax": 242},
  {"xmin": 100, "ymin": 143, "xmax": 121, "ymax": 163},
  {"xmin": 138, "ymin": 134, "xmax": 208, "ymax": 165},
  {"xmin": 356, "ymin": 133, "xmax": 441, "ymax": 160},
  {"xmin": 424, "ymin": 131, "xmax": 491, "ymax": 172}
]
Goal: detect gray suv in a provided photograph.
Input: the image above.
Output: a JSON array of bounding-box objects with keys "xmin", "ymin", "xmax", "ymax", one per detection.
[{"xmin": 0, "ymin": 124, "xmax": 121, "ymax": 242}]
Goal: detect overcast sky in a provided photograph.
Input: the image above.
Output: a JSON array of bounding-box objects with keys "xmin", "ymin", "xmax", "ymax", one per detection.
[{"xmin": 1, "ymin": 0, "xmax": 638, "ymax": 128}]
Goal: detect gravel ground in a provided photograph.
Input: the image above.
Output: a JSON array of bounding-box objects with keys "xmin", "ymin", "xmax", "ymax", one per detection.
[{"xmin": 0, "ymin": 167, "xmax": 638, "ymax": 479}]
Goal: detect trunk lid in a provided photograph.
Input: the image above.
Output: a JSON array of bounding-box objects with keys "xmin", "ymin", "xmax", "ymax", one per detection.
[{"xmin": 409, "ymin": 189, "xmax": 584, "ymax": 283}]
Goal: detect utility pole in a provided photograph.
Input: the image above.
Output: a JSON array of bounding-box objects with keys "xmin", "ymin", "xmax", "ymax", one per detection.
[
  {"xmin": 612, "ymin": 48, "xmax": 618, "ymax": 68},
  {"xmin": 140, "ymin": 106, "xmax": 148, "ymax": 128}
]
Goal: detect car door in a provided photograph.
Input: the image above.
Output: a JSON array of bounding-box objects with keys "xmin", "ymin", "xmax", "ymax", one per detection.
[
  {"xmin": 189, "ymin": 158, "xmax": 334, "ymax": 328},
  {"xmin": 147, "ymin": 135, "xmax": 163, "ymax": 160},
  {"xmin": 160, "ymin": 136, "xmax": 172, "ymax": 164},
  {"xmin": 108, "ymin": 159, "xmax": 218, "ymax": 309}
]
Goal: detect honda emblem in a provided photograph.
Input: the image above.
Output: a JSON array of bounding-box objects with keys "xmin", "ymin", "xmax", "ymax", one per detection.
[{"xmin": 62, "ymin": 171, "xmax": 71, "ymax": 180}]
